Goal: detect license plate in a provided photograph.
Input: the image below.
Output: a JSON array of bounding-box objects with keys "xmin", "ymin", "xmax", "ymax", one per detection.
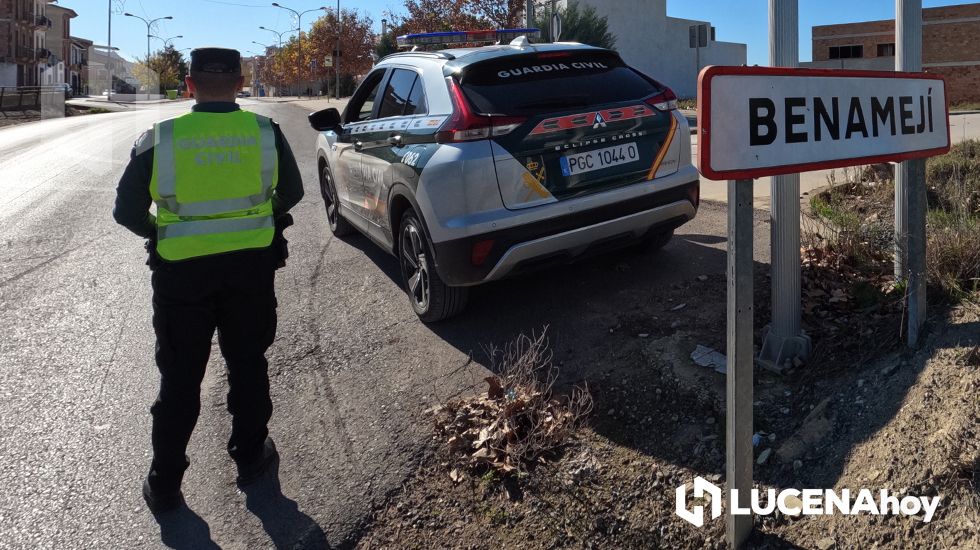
[{"xmin": 560, "ymin": 142, "xmax": 640, "ymax": 177}]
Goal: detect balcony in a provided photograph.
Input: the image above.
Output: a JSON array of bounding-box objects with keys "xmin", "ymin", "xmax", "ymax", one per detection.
[
  {"xmin": 34, "ymin": 15, "xmax": 52, "ymax": 30},
  {"xmin": 16, "ymin": 46, "xmax": 35, "ymax": 61},
  {"xmin": 37, "ymin": 48, "xmax": 52, "ymax": 60}
]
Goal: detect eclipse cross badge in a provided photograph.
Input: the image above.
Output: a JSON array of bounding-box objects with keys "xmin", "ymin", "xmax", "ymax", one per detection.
[
  {"xmin": 675, "ymin": 476, "xmax": 723, "ymax": 527},
  {"xmin": 593, "ymin": 112, "xmax": 607, "ymax": 129}
]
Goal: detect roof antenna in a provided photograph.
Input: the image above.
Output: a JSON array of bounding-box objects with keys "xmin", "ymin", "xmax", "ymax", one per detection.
[{"xmin": 509, "ymin": 35, "xmax": 531, "ymax": 48}]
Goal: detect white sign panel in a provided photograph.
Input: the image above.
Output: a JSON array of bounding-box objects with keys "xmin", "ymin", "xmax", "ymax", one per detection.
[{"xmin": 697, "ymin": 66, "xmax": 950, "ymax": 180}]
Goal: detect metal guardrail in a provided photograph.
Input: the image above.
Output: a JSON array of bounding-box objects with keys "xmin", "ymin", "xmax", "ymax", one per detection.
[{"xmin": 0, "ymin": 86, "xmax": 67, "ymax": 114}]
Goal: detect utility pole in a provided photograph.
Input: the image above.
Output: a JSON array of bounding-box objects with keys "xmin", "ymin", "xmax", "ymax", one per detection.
[
  {"xmin": 896, "ymin": 0, "xmax": 926, "ymax": 347},
  {"xmin": 758, "ymin": 0, "xmax": 811, "ymax": 372},
  {"xmin": 525, "ymin": 0, "xmax": 534, "ymax": 27},
  {"xmin": 335, "ymin": 0, "xmax": 341, "ymax": 100},
  {"xmin": 107, "ymin": 0, "xmax": 112, "ymax": 100}
]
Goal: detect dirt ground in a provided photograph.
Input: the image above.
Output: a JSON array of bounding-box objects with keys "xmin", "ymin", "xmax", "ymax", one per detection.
[
  {"xmin": 353, "ymin": 244, "xmax": 980, "ymax": 549},
  {"xmin": 0, "ymin": 113, "xmax": 40, "ymax": 128},
  {"xmin": 0, "ymin": 105, "xmax": 108, "ymax": 128}
]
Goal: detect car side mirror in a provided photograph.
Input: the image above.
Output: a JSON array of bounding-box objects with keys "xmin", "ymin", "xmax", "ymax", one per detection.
[{"xmin": 309, "ymin": 107, "xmax": 342, "ymax": 133}]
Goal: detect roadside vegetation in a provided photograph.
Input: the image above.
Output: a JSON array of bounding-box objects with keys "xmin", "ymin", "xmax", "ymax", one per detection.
[
  {"xmin": 950, "ymin": 101, "xmax": 980, "ymax": 112},
  {"xmin": 677, "ymin": 98, "xmax": 697, "ymax": 111},
  {"xmin": 429, "ymin": 332, "xmax": 592, "ymax": 482},
  {"xmin": 807, "ymin": 140, "xmax": 980, "ymax": 304}
]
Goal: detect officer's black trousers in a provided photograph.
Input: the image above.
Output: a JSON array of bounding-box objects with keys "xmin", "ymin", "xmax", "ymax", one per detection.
[{"xmin": 147, "ymin": 248, "xmax": 278, "ymax": 492}]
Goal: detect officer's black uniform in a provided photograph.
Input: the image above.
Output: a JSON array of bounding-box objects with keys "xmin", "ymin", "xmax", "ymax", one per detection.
[{"xmin": 113, "ymin": 48, "xmax": 304, "ymax": 509}]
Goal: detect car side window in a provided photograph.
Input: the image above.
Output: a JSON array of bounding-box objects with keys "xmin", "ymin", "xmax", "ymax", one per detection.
[
  {"xmin": 346, "ymin": 69, "xmax": 387, "ymax": 123},
  {"xmin": 404, "ymin": 77, "xmax": 428, "ymax": 116},
  {"xmin": 377, "ymin": 69, "xmax": 420, "ymax": 119}
]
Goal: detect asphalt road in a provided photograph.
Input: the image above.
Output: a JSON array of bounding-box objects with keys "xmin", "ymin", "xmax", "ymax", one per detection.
[{"xmin": 0, "ymin": 100, "xmax": 762, "ymax": 548}]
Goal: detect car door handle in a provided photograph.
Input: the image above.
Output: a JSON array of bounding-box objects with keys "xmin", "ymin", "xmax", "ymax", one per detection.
[
  {"xmin": 354, "ymin": 141, "xmax": 363, "ymax": 151},
  {"xmin": 387, "ymin": 134, "xmax": 403, "ymax": 146}
]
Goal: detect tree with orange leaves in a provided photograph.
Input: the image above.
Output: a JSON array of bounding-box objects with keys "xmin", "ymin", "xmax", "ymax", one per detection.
[
  {"xmin": 307, "ymin": 8, "xmax": 375, "ymax": 93},
  {"xmin": 390, "ymin": 0, "xmax": 526, "ymax": 36}
]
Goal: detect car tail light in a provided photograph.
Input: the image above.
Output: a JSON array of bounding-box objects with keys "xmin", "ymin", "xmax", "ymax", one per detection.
[
  {"xmin": 490, "ymin": 116, "xmax": 526, "ymax": 136},
  {"xmin": 437, "ymin": 79, "xmax": 526, "ymax": 143},
  {"xmin": 645, "ymin": 87, "xmax": 678, "ymax": 111},
  {"xmin": 471, "ymin": 239, "xmax": 495, "ymax": 266}
]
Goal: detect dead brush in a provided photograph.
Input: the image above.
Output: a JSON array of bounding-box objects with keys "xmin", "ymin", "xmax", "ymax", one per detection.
[
  {"xmin": 942, "ymin": 434, "xmax": 980, "ymax": 515},
  {"xmin": 429, "ymin": 331, "xmax": 592, "ymax": 479}
]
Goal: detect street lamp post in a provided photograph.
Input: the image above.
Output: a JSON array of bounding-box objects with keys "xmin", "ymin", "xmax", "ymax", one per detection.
[
  {"xmin": 151, "ymin": 34, "xmax": 183, "ymax": 48},
  {"xmin": 259, "ymin": 26, "xmax": 296, "ymax": 50},
  {"xmin": 123, "ymin": 13, "xmax": 174, "ymax": 62},
  {"xmin": 271, "ymin": 3, "xmax": 326, "ymax": 98}
]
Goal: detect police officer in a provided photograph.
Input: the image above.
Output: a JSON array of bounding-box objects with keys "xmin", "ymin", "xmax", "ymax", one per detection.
[{"xmin": 113, "ymin": 47, "xmax": 304, "ymax": 513}]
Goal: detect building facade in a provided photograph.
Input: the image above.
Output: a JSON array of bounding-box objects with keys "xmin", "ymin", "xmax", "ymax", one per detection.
[
  {"xmin": 0, "ymin": 0, "xmax": 56, "ymax": 87},
  {"xmin": 550, "ymin": 0, "xmax": 746, "ymax": 98},
  {"xmin": 70, "ymin": 35, "xmax": 91, "ymax": 94},
  {"xmin": 805, "ymin": 3, "xmax": 980, "ymax": 104},
  {"xmin": 86, "ymin": 46, "xmax": 138, "ymax": 95},
  {"xmin": 42, "ymin": 3, "xmax": 76, "ymax": 86}
]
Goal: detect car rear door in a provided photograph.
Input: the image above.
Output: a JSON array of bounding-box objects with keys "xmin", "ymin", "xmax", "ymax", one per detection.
[{"xmin": 455, "ymin": 50, "xmax": 682, "ymax": 210}]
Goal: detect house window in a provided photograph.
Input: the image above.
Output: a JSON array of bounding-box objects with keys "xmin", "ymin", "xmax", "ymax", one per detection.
[
  {"xmin": 829, "ymin": 45, "xmax": 864, "ymax": 59},
  {"xmin": 877, "ymin": 43, "xmax": 896, "ymax": 57}
]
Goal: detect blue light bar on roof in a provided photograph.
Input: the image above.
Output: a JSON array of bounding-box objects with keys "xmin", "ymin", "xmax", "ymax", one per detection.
[{"xmin": 397, "ymin": 28, "xmax": 541, "ymax": 48}]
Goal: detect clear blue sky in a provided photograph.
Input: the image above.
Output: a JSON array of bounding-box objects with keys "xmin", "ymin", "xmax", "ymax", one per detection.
[{"xmin": 67, "ymin": 0, "xmax": 977, "ymax": 63}]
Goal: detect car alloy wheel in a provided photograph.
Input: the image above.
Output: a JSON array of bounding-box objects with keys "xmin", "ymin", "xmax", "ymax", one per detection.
[
  {"xmin": 397, "ymin": 211, "xmax": 469, "ymax": 322},
  {"xmin": 400, "ymin": 221, "xmax": 430, "ymax": 312},
  {"xmin": 322, "ymin": 166, "xmax": 339, "ymax": 228},
  {"xmin": 320, "ymin": 164, "xmax": 351, "ymax": 236}
]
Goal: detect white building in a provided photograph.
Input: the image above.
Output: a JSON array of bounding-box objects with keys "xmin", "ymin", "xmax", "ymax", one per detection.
[{"xmin": 549, "ymin": 0, "xmax": 746, "ymax": 98}]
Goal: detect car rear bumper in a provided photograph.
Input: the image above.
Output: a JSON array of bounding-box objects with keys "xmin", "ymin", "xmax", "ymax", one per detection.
[{"xmin": 431, "ymin": 179, "xmax": 699, "ymax": 286}]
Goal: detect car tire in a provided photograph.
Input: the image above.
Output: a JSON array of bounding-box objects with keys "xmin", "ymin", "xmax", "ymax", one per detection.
[
  {"xmin": 320, "ymin": 163, "xmax": 353, "ymax": 237},
  {"xmin": 398, "ymin": 210, "xmax": 468, "ymax": 322},
  {"xmin": 635, "ymin": 229, "xmax": 674, "ymax": 253}
]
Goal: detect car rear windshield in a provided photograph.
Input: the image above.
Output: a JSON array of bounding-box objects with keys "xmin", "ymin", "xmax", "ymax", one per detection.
[{"xmin": 457, "ymin": 50, "xmax": 661, "ymax": 115}]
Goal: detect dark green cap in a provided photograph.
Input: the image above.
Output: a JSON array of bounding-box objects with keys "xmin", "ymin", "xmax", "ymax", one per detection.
[{"xmin": 190, "ymin": 47, "xmax": 241, "ymax": 74}]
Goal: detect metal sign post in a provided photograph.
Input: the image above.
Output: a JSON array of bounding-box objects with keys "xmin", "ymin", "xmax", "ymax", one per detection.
[
  {"xmin": 690, "ymin": 24, "xmax": 708, "ymax": 76},
  {"xmin": 896, "ymin": 0, "xmax": 927, "ymax": 347},
  {"xmin": 760, "ymin": 0, "xmax": 811, "ymax": 372},
  {"xmin": 552, "ymin": 11, "xmax": 563, "ymax": 42},
  {"xmin": 726, "ymin": 178, "xmax": 754, "ymax": 548}
]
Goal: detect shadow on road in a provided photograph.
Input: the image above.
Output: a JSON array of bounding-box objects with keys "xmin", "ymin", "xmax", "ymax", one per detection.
[
  {"xmin": 154, "ymin": 504, "xmax": 220, "ymax": 550},
  {"xmin": 242, "ymin": 457, "xmax": 332, "ymax": 549}
]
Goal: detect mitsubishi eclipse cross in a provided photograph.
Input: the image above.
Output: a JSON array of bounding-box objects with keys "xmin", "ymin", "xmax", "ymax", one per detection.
[{"xmin": 309, "ymin": 29, "xmax": 700, "ymax": 322}]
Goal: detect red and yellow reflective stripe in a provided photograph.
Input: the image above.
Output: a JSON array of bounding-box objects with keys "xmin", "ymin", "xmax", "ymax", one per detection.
[{"xmin": 646, "ymin": 113, "xmax": 679, "ymax": 180}]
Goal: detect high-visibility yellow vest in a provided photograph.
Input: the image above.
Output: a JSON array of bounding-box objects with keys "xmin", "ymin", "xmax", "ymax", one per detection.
[{"xmin": 149, "ymin": 110, "xmax": 279, "ymax": 261}]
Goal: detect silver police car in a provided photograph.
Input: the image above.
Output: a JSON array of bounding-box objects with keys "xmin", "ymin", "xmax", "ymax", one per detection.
[{"xmin": 309, "ymin": 30, "xmax": 699, "ymax": 322}]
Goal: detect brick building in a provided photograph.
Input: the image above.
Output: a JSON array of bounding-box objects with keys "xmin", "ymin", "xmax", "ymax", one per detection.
[
  {"xmin": 0, "ymin": 0, "xmax": 55, "ymax": 87},
  {"xmin": 805, "ymin": 3, "xmax": 980, "ymax": 104}
]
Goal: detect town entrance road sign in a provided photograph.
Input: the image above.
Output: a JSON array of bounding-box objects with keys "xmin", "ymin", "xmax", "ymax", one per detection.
[{"xmin": 697, "ymin": 66, "xmax": 950, "ymax": 181}]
